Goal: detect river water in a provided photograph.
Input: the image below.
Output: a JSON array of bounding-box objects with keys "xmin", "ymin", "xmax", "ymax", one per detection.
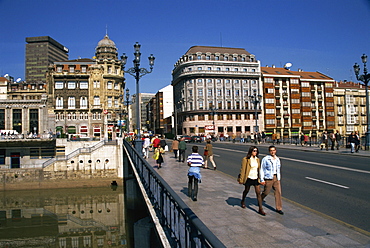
[{"xmin": 0, "ymin": 179, "xmax": 160, "ymax": 247}]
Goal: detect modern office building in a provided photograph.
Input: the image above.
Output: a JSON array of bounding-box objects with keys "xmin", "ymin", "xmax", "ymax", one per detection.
[
  {"xmin": 333, "ymin": 81, "xmax": 367, "ymax": 136},
  {"xmin": 172, "ymin": 46, "xmax": 262, "ymax": 137},
  {"xmin": 26, "ymin": 36, "xmax": 69, "ymax": 82},
  {"xmin": 261, "ymin": 66, "xmax": 335, "ymax": 141}
]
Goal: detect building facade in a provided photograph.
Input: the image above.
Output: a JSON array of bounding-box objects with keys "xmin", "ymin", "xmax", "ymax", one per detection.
[
  {"xmin": 261, "ymin": 67, "xmax": 335, "ymax": 141},
  {"xmin": 46, "ymin": 35, "xmax": 126, "ymax": 139},
  {"xmin": 26, "ymin": 36, "xmax": 69, "ymax": 83},
  {"xmin": 172, "ymin": 46, "xmax": 262, "ymax": 137},
  {"xmin": 333, "ymin": 81, "xmax": 367, "ymax": 136}
]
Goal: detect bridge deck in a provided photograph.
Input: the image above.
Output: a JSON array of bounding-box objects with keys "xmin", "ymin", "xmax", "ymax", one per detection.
[{"xmin": 147, "ymin": 149, "xmax": 370, "ymax": 247}]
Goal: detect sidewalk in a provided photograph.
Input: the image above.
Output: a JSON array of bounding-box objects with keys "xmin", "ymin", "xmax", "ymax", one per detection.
[{"xmin": 147, "ymin": 146, "xmax": 370, "ymax": 247}]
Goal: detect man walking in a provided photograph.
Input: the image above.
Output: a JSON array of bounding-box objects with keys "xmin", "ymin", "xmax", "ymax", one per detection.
[
  {"xmin": 335, "ymin": 130, "xmax": 341, "ymax": 150},
  {"xmin": 260, "ymin": 145, "xmax": 283, "ymax": 215},
  {"xmin": 178, "ymin": 137, "xmax": 187, "ymax": 162},
  {"xmin": 187, "ymin": 146, "xmax": 204, "ymax": 201}
]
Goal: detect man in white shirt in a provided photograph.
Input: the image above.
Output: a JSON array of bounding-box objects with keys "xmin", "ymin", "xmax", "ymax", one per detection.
[{"xmin": 260, "ymin": 145, "xmax": 283, "ymax": 215}]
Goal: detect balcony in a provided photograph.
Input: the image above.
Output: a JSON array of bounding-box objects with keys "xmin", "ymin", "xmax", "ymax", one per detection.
[{"xmin": 283, "ymin": 114, "xmax": 290, "ymax": 118}]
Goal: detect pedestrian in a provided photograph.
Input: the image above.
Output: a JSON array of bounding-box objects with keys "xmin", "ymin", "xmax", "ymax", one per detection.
[
  {"xmin": 178, "ymin": 137, "xmax": 187, "ymax": 162},
  {"xmin": 171, "ymin": 138, "xmax": 179, "ymax": 159},
  {"xmin": 152, "ymin": 136, "xmax": 160, "ymax": 150},
  {"xmin": 143, "ymin": 135, "xmax": 151, "ymax": 159},
  {"xmin": 348, "ymin": 132, "xmax": 356, "ymax": 153},
  {"xmin": 321, "ymin": 131, "xmax": 328, "ymax": 151},
  {"xmin": 160, "ymin": 136, "xmax": 168, "ymax": 152},
  {"xmin": 300, "ymin": 133, "xmax": 305, "ymax": 146},
  {"xmin": 261, "ymin": 131, "xmax": 266, "ymax": 143},
  {"xmin": 272, "ymin": 133, "xmax": 276, "ymax": 145},
  {"xmin": 276, "ymin": 132, "xmax": 281, "ymax": 145},
  {"xmin": 232, "ymin": 133, "xmax": 236, "ymax": 143},
  {"xmin": 304, "ymin": 134, "xmax": 309, "ymax": 146},
  {"xmin": 187, "ymin": 146, "xmax": 204, "ymax": 201},
  {"xmin": 330, "ymin": 132, "xmax": 336, "ymax": 150},
  {"xmin": 335, "ymin": 130, "xmax": 341, "ymax": 150},
  {"xmin": 238, "ymin": 146, "xmax": 265, "ymax": 216},
  {"xmin": 153, "ymin": 144, "xmax": 165, "ymax": 169},
  {"xmin": 260, "ymin": 145, "xmax": 284, "ymax": 215},
  {"xmin": 203, "ymin": 139, "xmax": 217, "ymax": 170},
  {"xmin": 354, "ymin": 131, "xmax": 361, "ymax": 153}
]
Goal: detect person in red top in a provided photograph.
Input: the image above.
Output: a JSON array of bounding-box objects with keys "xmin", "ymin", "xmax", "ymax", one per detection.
[{"xmin": 152, "ymin": 136, "xmax": 161, "ymax": 149}]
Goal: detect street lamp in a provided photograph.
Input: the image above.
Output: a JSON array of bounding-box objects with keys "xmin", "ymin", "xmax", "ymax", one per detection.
[
  {"xmin": 249, "ymin": 89, "xmax": 262, "ymax": 133},
  {"xmin": 209, "ymin": 105, "xmax": 217, "ymax": 134},
  {"xmin": 354, "ymin": 54, "xmax": 370, "ymax": 150},
  {"xmin": 121, "ymin": 42, "xmax": 155, "ymax": 155},
  {"xmin": 125, "ymin": 88, "xmax": 132, "ymax": 133}
]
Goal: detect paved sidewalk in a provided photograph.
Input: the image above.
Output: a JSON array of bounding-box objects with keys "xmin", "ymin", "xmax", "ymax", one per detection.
[{"xmin": 147, "ymin": 146, "xmax": 370, "ymax": 247}]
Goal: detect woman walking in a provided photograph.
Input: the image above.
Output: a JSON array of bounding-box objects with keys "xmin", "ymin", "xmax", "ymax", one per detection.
[
  {"xmin": 153, "ymin": 144, "xmax": 165, "ymax": 169},
  {"xmin": 238, "ymin": 146, "xmax": 265, "ymax": 216},
  {"xmin": 203, "ymin": 139, "xmax": 217, "ymax": 170}
]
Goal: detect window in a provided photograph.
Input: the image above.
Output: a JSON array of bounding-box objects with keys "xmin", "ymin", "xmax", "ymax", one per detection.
[
  {"xmin": 266, "ymin": 109, "xmax": 275, "ymax": 114},
  {"xmin": 94, "ymin": 96, "xmax": 100, "ymax": 106},
  {"xmin": 107, "ymin": 96, "xmax": 112, "ymax": 107},
  {"xmin": 215, "ymin": 56, "xmax": 219, "ymax": 60},
  {"xmin": 197, "ymin": 67, "xmax": 202, "ymax": 70},
  {"xmin": 291, "ymin": 99, "xmax": 300, "ymax": 103},
  {"xmin": 224, "ymin": 56, "xmax": 228, "ymax": 61},
  {"xmin": 217, "ymin": 67, "xmax": 221, "ymax": 71},
  {"xmin": 226, "ymin": 89, "xmax": 231, "ymax": 96},
  {"xmin": 114, "ymin": 83, "xmax": 119, "ymax": 90},
  {"xmin": 197, "ymin": 55, "xmax": 201, "ymax": 60},
  {"xmin": 107, "ymin": 81, "xmax": 113, "ymax": 89},
  {"xmin": 55, "ymin": 81, "xmax": 63, "ymax": 89},
  {"xmin": 80, "ymin": 81, "xmax": 88, "ymax": 89},
  {"xmin": 234, "ymin": 68, "xmax": 238, "ymax": 71},
  {"xmin": 217, "ymin": 89, "xmax": 222, "ymax": 96},
  {"xmin": 235, "ymin": 89, "xmax": 240, "ymax": 96},
  {"xmin": 208, "ymin": 89, "xmax": 213, "ymax": 96},
  {"xmin": 93, "ymin": 81, "xmax": 100, "ymax": 88},
  {"xmin": 189, "ymin": 89, "xmax": 193, "ymax": 97},
  {"xmin": 291, "ymin": 79, "xmax": 299, "ymax": 84},
  {"xmin": 206, "ymin": 56, "xmax": 210, "ymax": 60},
  {"xmin": 80, "ymin": 97, "xmax": 87, "ymax": 109},
  {"xmin": 226, "ymin": 68, "xmax": 230, "ymax": 71},
  {"xmin": 56, "ymin": 97, "xmax": 63, "ymax": 109},
  {"xmin": 208, "ymin": 67, "xmax": 212, "ymax": 70},
  {"xmin": 68, "ymin": 97, "xmax": 75, "ymax": 109},
  {"xmin": 198, "ymin": 89, "xmax": 203, "ymax": 97},
  {"xmin": 301, "ymin": 82, "xmax": 310, "ymax": 87},
  {"xmin": 199, "ymin": 101, "xmax": 203, "ymax": 109},
  {"xmin": 266, "ymin": 119, "xmax": 275, "ymax": 124},
  {"xmin": 69, "ymin": 66, "xmax": 75, "ymax": 73},
  {"xmin": 68, "ymin": 82, "xmax": 76, "ymax": 89},
  {"xmin": 233, "ymin": 57, "xmax": 237, "ymax": 61},
  {"xmin": 265, "ymin": 98, "xmax": 275, "ymax": 103},
  {"xmin": 57, "ymin": 66, "xmax": 63, "ymax": 73},
  {"xmin": 81, "ymin": 66, "xmax": 87, "ymax": 73}
]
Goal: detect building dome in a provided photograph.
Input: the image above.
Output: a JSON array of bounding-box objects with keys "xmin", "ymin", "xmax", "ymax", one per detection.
[
  {"xmin": 95, "ymin": 34, "xmax": 118, "ymax": 60},
  {"xmin": 97, "ymin": 35, "xmax": 116, "ymax": 48}
]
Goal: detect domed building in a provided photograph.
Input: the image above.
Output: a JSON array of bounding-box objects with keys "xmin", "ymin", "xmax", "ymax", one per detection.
[{"xmin": 46, "ymin": 34, "xmax": 126, "ymax": 139}]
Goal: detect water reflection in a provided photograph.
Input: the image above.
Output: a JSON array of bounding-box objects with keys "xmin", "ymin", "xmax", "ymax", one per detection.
[{"xmin": 0, "ymin": 186, "xmax": 133, "ymax": 247}]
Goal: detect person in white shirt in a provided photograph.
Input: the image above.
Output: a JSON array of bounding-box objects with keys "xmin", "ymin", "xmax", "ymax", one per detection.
[
  {"xmin": 238, "ymin": 146, "xmax": 265, "ymax": 216},
  {"xmin": 260, "ymin": 145, "xmax": 283, "ymax": 215},
  {"xmin": 143, "ymin": 136, "xmax": 151, "ymax": 159}
]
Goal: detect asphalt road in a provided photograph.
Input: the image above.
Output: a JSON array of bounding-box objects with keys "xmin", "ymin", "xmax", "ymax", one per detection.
[{"xmin": 176, "ymin": 141, "xmax": 370, "ymax": 233}]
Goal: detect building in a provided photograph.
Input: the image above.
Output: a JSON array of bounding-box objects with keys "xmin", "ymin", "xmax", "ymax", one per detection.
[
  {"xmin": 146, "ymin": 85, "xmax": 173, "ymax": 135},
  {"xmin": 46, "ymin": 35, "xmax": 125, "ymax": 139},
  {"xmin": 131, "ymin": 93, "xmax": 155, "ymax": 133},
  {"xmin": 261, "ymin": 67, "xmax": 335, "ymax": 142},
  {"xmin": 333, "ymin": 81, "xmax": 367, "ymax": 136},
  {"xmin": 172, "ymin": 46, "xmax": 262, "ymax": 138},
  {"xmin": 26, "ymin": 36, "xmax": 69, "ymax": 82}
]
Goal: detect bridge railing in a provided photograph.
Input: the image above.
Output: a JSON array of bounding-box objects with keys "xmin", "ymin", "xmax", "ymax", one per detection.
[{"xmin": 123, "ymin": 140, "xmax": 225, "ymax": 248}]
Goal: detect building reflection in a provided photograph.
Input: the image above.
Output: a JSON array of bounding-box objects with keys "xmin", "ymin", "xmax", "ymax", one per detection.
[{"xmin": 0, "ymin": 187, "xmax": 127, "ymax": 247}]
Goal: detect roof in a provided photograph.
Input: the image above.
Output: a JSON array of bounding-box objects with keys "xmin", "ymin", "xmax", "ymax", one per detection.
[
  {"xmin": 0, "ymin": 77, "xmax": 9, "ymax": 82},
  {"xmin": 261, "ymin": 67, "xmax": 334, "ymax": 81},
  {"xmin": 335, "ymin": 81, "xmax": 364, "ymax": 89},
  {"xmin": 185, "ymin": 46, "xmax": 251, "ymax": 56}
]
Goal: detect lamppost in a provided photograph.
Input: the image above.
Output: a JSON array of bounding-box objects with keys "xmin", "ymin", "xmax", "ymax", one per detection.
[
  {"xmin": 249, "ymin": 89, "xmax": 262, "ymax": 133},
  {"xmin": 354, "ymin": 54, "xmax": 370, "ymax": 150},
  {"xmin": 121, "ymin": 42, "xmax": 155, "ymax": 155},
  {"xmin": 125, "ymin": 88, "xmax": 132, "ymax": 133},
  {"xmin": 209, "ymin": 105, "xmax": 217, "ymax": 134}
]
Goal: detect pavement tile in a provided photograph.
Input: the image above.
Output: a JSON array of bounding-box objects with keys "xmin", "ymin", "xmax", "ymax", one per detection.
[{"xmin": 145, "ymin": 146, "xmax": 370, "ymax": 247}]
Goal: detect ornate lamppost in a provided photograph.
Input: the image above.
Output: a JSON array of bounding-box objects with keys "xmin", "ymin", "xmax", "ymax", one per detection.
[
  {"xmin": 121, "ymin": 42, "xmax": 155, "ymax": 155},
  {"xmin": 125, "ymin": 88, "xmax": 132, "ymax": 133},
  {"xmin": 354, "ymin": 54, "xmax": 370, "ymax": 150},
  {"xmin": 249, "ymin": 89, "xmax": 262, "ymax": 133},
  {"xmin": 209, "ymin": 105, "xmax": 217, "ymax": 134}
]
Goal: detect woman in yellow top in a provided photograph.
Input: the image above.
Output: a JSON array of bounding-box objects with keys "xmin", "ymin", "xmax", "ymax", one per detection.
[
  {"xmin": 238, "ymin": 146, "xmax": 265, "ymax": 215},
  {"xmin": 153, "ymin": 144, "xmax": 165, "ymax": 169}
]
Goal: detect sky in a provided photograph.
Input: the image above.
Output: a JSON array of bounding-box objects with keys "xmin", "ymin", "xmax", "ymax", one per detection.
[{"xmin": 1, "ymin": 0, "xmax": 370, "ymax": 93}]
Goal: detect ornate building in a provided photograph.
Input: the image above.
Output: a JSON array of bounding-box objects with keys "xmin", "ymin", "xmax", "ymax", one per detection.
[
  {"xmin": 261, "ymin": 67, "xmax": 335, "ymax": 141},
  {"xmin": 46, "ymin": 35, "xmax": 126, "ymax": 139},
  {"xmin": 333, "ymin": 81, "xmax": 367, "ymax": 136},
  {"xmin": 172, "ymin": 46, "xmax": 262, "ymax": 137}
]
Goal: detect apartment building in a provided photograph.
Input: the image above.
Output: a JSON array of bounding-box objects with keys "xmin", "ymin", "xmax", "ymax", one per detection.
[
  {"xmin": 333, "ymin": 81, "xmax": 367, "ymax": 136},
  {"xmin": 172, "ymin": 46, "xmax": 262, "ymax": 137},
  {"xmin": 261, "ymin": 67, "xmax": 335, "ymax": 141},
  {"xmin": 46, "ymin": 35, "xmax": 125, "ymax": 139}
]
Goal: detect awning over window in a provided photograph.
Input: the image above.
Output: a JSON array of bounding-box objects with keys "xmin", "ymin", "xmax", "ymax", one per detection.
[
  {"xmin": 56, "ymin": 126, "xmax": 63, "ymax": 131},
  {"xmin": 67, "ymin": 126, "xmax": 76, "ymax": 134}
]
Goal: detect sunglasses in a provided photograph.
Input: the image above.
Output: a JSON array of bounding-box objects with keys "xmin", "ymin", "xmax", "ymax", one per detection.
[{"xmin": 252, "ymin": 149, "xmax": 258, "ymax": 152}]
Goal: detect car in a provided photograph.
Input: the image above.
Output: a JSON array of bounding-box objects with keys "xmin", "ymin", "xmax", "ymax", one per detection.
[
  {"xmin": 181, "ymin": 135, "xmax": 192, "ymax": 142},
  {"xmin": 191, "ymin": 136, "xmax": 202, "ymax": 143}
]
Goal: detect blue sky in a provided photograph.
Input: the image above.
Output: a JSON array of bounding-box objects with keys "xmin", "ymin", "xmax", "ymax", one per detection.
[{"xmin": 1, "ymin": 0, "xmax": 369, "ymax": 93}]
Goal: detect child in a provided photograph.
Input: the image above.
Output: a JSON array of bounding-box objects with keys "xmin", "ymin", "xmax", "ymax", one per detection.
[{"xmin": 187, "ymin": 146, "xmax": 204, "ymax": 201}]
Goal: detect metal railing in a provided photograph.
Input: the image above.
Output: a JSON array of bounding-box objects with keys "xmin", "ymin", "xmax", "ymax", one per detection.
[{"xmin": 123, "ymin": 140, "xmax": 225, "ymax": 248}]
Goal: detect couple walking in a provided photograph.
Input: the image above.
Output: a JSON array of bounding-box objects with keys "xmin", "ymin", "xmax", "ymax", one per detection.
[{"xmin": 238, "ymin": 145, "xmax": 283, "ymax": 216}]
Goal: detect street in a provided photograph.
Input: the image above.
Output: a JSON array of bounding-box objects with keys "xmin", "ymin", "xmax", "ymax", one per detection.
[{"xmin": 177, "ymin": 140, "xmax": 370, "ymax": 233}]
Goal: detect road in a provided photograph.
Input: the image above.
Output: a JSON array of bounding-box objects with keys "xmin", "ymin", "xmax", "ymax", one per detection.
[{"xmin": 177, "ymin": 140, "xmax": 370, "ymax": 233}]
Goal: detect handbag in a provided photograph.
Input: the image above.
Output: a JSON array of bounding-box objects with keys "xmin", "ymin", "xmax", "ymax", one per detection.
[
  {"xmin": 237, "ymin": 174, "xmax": 243, "ymax": 184},
  {"xmin": 204, "ymin": 150, "xmax": 208, "ymax": 156}
]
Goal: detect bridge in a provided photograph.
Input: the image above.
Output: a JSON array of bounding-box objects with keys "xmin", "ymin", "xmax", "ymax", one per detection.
[{"xmin": 122, "ymin": 140, "xmax": 370, "ymax": 247}]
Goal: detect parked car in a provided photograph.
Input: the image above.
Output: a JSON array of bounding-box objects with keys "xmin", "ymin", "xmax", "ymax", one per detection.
[
  {"xmin": 191, "ymin": 136, "xmax": 202, "ymax": 143},
  {"xmin": 181, "ymin": 135, "xmax": 192, "ymax": 142}
]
